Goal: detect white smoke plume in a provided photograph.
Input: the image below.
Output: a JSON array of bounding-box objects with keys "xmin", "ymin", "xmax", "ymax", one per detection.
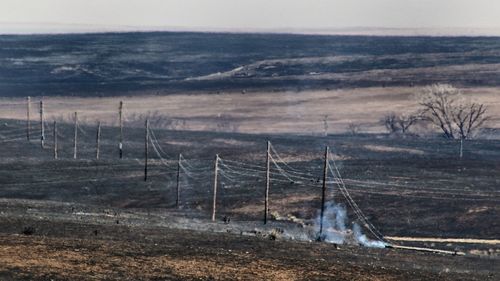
[
  {"xmin": 352, "ymin": 223, "xmax": 387, "ymax": 248},
  {"xmin": 316, "ymin": 200, "xmax": 387, "ymax": 248}
]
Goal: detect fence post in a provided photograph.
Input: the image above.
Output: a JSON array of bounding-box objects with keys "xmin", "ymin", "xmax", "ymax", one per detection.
[
  {"xmin": 39, "ymin": 100, "xmax": 44, "ymax": 148},
  {"xmin": 319, "ymin": 146, "xmax": 329, "ymax": 237},
  {"xmin": 211, "ymin": 154, "xmax": 219, "ymax": 221},
  {"xmin": 176, "ymin": 153, "xmax": 181, "ymax": 209},
  {"xmin": 119, "ymin": 101, "xmax": 123, "ymax": 159},
  {"xmin": 26, "ymin": 97, "xmax": 30, "ymax": 141},
  {"xmin": 53, "ymin": 121, "xmax": 57, "ymax": 159},
  {"xmin": 73, "ymin": 112, "xmax": 78, "ymax": 159},
  {"xmin": 96, "ymin": 121, "xmax": 101, "ymax": 160},
  {"xmin": 144, "ymin": 119, "xmax": 149, "ymax": 181},
  {"xmin": 264, "ymin": 141, "xmax": 270, "ymax": 224}
]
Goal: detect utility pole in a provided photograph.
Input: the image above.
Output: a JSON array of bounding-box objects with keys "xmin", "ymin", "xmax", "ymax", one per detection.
[
  {"xmin": 53, "ymin": 121, "xmax": 58, "ymax": 159},
  {"xmin": 460, "ymin": 137, "xmax": 464, "ymax": 159},
  {"xmin": 176, "ymin": 153, "xmax": 181, "ymax": 209},
  {"xmin": 319, "ymin": 146, "xmax": 329, "ymax": 237},
  {"xmin": 73, "ymin": 112, "xmax": 78, "ymax": 159},
  {"xmin": 26, "ymin": 97, "xmax": 31, "ymax": 141},
  {"xmin": 323, "ymin": 115, "xmax": 329, "ymax": 137},
  {"xmin": 119, "ymin": 101, "xmax": 123, "ymax": 159},
  {"xmin": 96, "ymin": 121, "xmax": 101, "ymax": 160},
  {"xmin": 39, "ymin": 100, "xmax": 44, "ymax": 148},
  {"xmin": 144, "ymin": 119, "xmax": 149, "ymax": 181},
  {"xmin": 211, "ymin": 154, "xmax": 219, "ymax": 221},
  {"xmin": 264, "ymin": 141, "xmax": 271, "ymax": 224}
]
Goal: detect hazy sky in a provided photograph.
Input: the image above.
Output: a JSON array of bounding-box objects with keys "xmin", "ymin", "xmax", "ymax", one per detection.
[{"xmin": 1, "ymin": 0, "xmax": 500, "ymax": 33}]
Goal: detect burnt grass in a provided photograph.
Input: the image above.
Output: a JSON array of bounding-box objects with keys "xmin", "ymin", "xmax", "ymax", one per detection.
[
  {"xmin": 0, "ymin": 119, "xmax": 499, "ymax": 279},
  {"xmin": 2, "ymin": 32, "xmax": 500, "ymax": 96}
]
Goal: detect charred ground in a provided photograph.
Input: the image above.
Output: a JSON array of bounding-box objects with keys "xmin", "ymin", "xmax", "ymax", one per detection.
[
  {"xmin": 0, "ymin": 118, "xmax": 499, "ymax": 279},
  {"xmin": 2, "ymin": 33, "xmax": 500, "ymax": 96}
]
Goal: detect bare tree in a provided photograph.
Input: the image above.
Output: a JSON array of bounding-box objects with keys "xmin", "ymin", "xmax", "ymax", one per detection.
[
  {"xmin": 397, "ymin": 113, "xmax": 421, "ymax": 134},
  {"xmin": 452, "ymin": 102, "xmax": 488, "ymax": 140},
  {"xmin": 382, "ymin": 112, "xmax": 420, "ymax": 135},
  {"xmin": 383, "ymin": 113, "xmax": 399, "ymax": 133},
  {"xmin": 419, "ymin": 84, "xmax": 488, "ymax": 139},
  {"xmin": 346, "ymin": 122, "xmax": 361, "ymax": 135}
]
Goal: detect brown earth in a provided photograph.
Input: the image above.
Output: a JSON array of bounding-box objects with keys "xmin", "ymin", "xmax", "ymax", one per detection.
[{"xmin": 0, "ymin": 217, "xmax": 497, "ymax": 281}]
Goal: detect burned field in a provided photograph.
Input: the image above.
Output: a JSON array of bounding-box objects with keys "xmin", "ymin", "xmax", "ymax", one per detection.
[
  {"xmin": 0, "ymin": 119, "xmax": 499, "ymax": 280},
  {"xmin": 2, "ymin": 33, "xmax": 500, "ymax": 97}
]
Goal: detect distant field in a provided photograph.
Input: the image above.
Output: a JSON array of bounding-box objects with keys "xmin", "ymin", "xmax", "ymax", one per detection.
[
  {"xmin": 1, "ymin": 87, "xmax": 499, "ymax": 135},
  {"xmin": 1, "ymin": 32, "xmax": 500, "ymax": 96}
]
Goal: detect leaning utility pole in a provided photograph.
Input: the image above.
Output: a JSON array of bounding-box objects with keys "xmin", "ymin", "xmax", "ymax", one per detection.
[
  {"xmin": 264, "ymin": 141, "xmax": 271, "ymax": 224},
  {"xmin": 53, "ymin": 121, "xmax": 58, "ymax": 159},
  {"xmin": 319, "ymin": 146, "xmax": 329, "ymax": 237},
  {"xmin": 73, "ymin": 112, "xmax": 78, "ymax": 159},
  {"xmin": 39, "ymin": 100, "xmax": 44, "ymax": 148},
  {"xmin": 96, "ymin": 121, "xmax": 101, "ymax": 160},
  {"xmin": 26, "ymin": 97, "xmax": 31, "ymax": 141},
  {"xmin": 211, "ymin": 154, "xmax": 219, "ymax": 222},
  {"xmin": 119, "ymin": 101, "xmax": 123, "ymax": 159},
  {"xmin": 176, "ymin": 153, "xmax": 181, "ymax": 209},
  {"xmin": 144, "ymin": 119, "xmax": 149, "ymax": 181}
]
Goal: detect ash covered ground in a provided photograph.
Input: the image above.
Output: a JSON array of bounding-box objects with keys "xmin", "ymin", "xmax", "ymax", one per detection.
[{"xmin": 0, "ymin": 121, "xmax": 498, "ymax": 280}]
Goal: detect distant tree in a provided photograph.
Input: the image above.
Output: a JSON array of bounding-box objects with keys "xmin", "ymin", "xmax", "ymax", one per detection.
[
  {"xmin": 383, "ymin": 113, "xmax": 399, "ymax": 134},
  {"xmin": 397, "ymin": 113, "xmax": 421, "ymax": 134},
  {"xmin": 216, "ymin": 114, "xmax": 240, "ymax": 133},
  {"xmin": 346, "ymin": 122, "xmax": 361, "ymax": 135},
  {"xmin": 419, "ymin": 84, "xmax": 488, "ymax": 139},
  {"xmin": 382, "ymin": 112, "xmax": 420, "ymax": 134}
]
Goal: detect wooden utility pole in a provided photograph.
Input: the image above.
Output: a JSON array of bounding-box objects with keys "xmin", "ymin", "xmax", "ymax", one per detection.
[
  {"xmin": 26, "ymin": 97, "xmax": 31, "ymax": 141},
  {"xmin": 176, "ymin": 153, "xmax": 181, "ymax": 209},
  {"xmin": 459, "ymin": 137, "xmax": 464, "ymax": 159},
  {"xmin": 144, "ymin": 119, "xmax": 149, "ymax": 181},
  {"xmin": 72, "ymin": 112, "xmax": 78, "ymax": 159},
  {"xmin": 53, "ymin": 121, "xmax": 58, "ymax": 159},
  {"xmin": 119, "ymin": 101, "xmax": 123, "ymax": 159},
  {"xmin": 211, "ymin": 154, "xmax": 219, "ymax": 221},
  {"xmin": 96, "ymin": 121, "xmax": 101, "ymax": 160},
  {"xmin": 264, "ymin": 141, "xmax": 271, "ymax": 224},
  {"xmin": 39, "ymin": 100, "xmax": 44, "ymax": 148},
  {"xmin": 319, "ymin": 146, "xmax": 329, "ymax": 237}
]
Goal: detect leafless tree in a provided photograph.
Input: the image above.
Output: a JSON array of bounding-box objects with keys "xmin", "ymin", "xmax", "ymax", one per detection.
[
  {"xmin": 216, "ymin": 114, "xmax": 240, "ymax": 133},
  {"xmin": 451, "ymin": 102, "xmax": 488, "ymax": 140},
  {"xmin": 383, "ymin": 113, "xmax": 399, "ymax": 133},
  {"xmin": 397, "ymin": 113, "xmax": 421, "ymax": 134},
  {"xmin": 382, "ymin": 112, "xmax": 421, "ymax": 134},
  {"xmin": 346, "ymin": 122, "xmax": 361, "ymax": 135},
  {"xmin": 419, "ymin": 84, "xmax": 488, "ymax": 139}
]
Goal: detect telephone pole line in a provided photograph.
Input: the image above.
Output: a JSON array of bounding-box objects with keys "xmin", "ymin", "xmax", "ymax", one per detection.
[
  {"xmin": 211, "ymin": 154, "xmax": 219, "ymax": 221},
  {"xmin": 39, "ymin": 100, "xmax": 44, "ymax": 148},
  {"xmin": 96, "ymin": 121, "xmax": 101, "ymax": 160},
  {"xmin": 73, "ymin": 112, "xmax": 78, "ymax": 159},
  {"xmin": 119, "ymin": 101, "xmax": 123, "ymax": 159},
  {"xmin": 264, "ymin": 141, "xmax": 271, "ymax": 224},
  {"xmin": 144, "ymin": 119, "xmax": 149, "ymax": 181},
  {"xmin": 26, "ymin": 97, "xmax": 31, "ymax": 141},
  {"xmin": 319, "ymin": 146, "xmax": 329, "ymax": 237}
]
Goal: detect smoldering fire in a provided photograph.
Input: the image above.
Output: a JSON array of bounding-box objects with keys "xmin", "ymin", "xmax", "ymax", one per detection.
[{"xmin": 316, "ymin": 200, "xmax": 387, "ymax": 248}]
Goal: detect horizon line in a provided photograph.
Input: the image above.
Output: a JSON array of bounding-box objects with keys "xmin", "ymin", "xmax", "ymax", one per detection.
[{"xmin": 2, "ymin": 23, "xmax": 500, "ymax": 37}]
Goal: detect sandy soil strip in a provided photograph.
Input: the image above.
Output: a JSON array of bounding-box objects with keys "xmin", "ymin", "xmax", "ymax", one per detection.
[{"xmin": 386, "ymin": 236, "xmax": 500, "ymax": 245}]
